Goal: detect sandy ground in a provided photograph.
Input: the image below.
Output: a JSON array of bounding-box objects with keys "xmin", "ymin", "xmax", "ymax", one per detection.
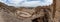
[{"xmin": 0, "ymin": 15, "xmax": 4, "ymax": 22}]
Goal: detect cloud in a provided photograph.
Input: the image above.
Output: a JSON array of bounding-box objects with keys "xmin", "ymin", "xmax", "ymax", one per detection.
[{"xmin": 0, "ymin": 0, "xmax": 53, "ymax": 7}]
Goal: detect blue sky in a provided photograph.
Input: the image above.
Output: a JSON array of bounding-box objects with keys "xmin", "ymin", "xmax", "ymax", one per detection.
[{"xmin": 0, "ymin": 0, "xmax": 53, "ymax": 7}]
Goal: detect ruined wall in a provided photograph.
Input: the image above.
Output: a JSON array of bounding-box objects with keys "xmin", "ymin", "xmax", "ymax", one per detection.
[
  {"xmin": 54, "ymin": 0, "xmax": 60, "ymax": 22},
  {"xmin": 0, "ymin": 0, "xmax": 56, "ymax": 22}
]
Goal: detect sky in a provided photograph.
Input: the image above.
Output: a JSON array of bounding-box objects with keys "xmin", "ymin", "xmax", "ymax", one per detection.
[{"xmin": 0, "ymin": 0, "xmax": 53, "ymax": 7}]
